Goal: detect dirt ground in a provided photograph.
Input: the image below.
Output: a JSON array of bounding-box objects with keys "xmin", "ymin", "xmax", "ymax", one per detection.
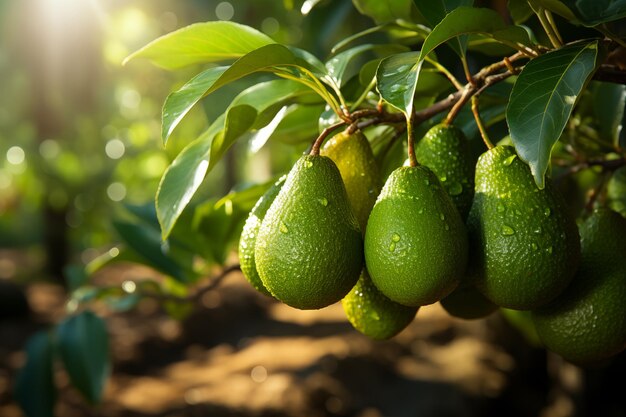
[{"xmin": 0, "ymin": 255, "xmax": 624, "ymax": 417}]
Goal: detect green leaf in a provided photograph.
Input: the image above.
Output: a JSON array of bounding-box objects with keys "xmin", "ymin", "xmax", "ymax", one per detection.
[
  {"xmin": 64, "ymin": 264, "xmax": 89, "ymax": 292},
  {"xmin": 508, "ymin": 0, "xmax": 534, "ymax": 24},
  {"xmin": 161, "ymin": 44, "xmax": 299, "ymax": 144},
  {"xmin": 272, "ymin": 104, "xmax": 326, "ymax": 144},
  {"xmin": 113, "ymin": 220, "xmax": 188, "ymax": 281},
  {"xmin": 15, "ymin": 332, "xmax": 56, "ymax": 417},
  {"xmin": 325, "ymin": 44, "xmax": 409, "ymax": 87},
  {"xmin": 156, "ymin": 105, "xmax": 256, "ymax": 238},
  {"xmin": 507, "ymin": 41, "xmax": 600, "ymax": 188},
  {"xmin": 419, "ymin": 7, "xmax": 533, "ymax": 61},
  {"xmin": 161, "ymin": 66, "xmax": 227, "ymax": 144},
  {"xmin": 527, "ymin": 0, "xmax": 578, "ymax": 22},
  {"xmin": 591, "ymin": 82, "xmax": 626, "ymax": 146},
  {"xmin": 561, "ymin": 0, "xmax": 626, "ymax": 25},
  {"xmin": 123, "ymin": 21, "xmax": 275, "ymax": 69},
  {"xmin": 56, "ymin": 311, "xmax": 109, "ymax": 404},
  {"xmin": 414, "ymin": 0, "xmax": 473, "ymax": 56},
  {"xmin": 376, "ymin": 51, "xmax": 423, "ymax": 117},
  {"xmin": 331, "ymin": 21, "xmax": 430, "ymax": 54},
  {"xmin": 352, "ymin": 0, "xmax": 417, "ymax": 24}
]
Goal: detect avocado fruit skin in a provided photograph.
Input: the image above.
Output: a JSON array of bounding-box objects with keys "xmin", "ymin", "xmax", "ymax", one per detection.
[
  {"xmin": 321, "ymin": 129, "xmax": 380, "ymax": 230},
  {"xmin": 343, "ymin": 269, "xmax": 418, "ymax": 339},
  {"xmin": 255, "ymin": 155, "xmax": 363, "ymax": 310},
  {"xmin": 467, "ymin": 145, "xmax": 580, "ymax": 310},
  {"xmin": 415, "ymin": 123, "xmax": 475, "ymax": 219},
  {"xmin": 607, "ymin": 166, "xmax": 626, "ymax": 217},
  {"xmin": 532, "ymin": 209, "xmax": 626, "ymax": 364},
  {"xmin": 440, "ymin": 284, "xmax": 498, "ymax": 320},
  {"xmin": 320, "ymin": 129, "xmax": 417, "ymax": 338},
  {"xmin": 238, "ymin": 176, "xmax": 286, "ymax": 297},
  {"xmin": 365, "ymin": 166, "xmax": 468, "ymax": 307}
]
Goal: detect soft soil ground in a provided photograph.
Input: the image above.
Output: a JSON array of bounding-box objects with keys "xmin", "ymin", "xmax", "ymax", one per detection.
[{"xmin": 0, "ymin": 257, "xmax": 623, "ymax": 417}]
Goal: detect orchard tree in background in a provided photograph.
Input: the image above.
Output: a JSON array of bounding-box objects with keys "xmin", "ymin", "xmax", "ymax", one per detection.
[{"xmin": 15, "ymin": 0, "xmax": 626, "ymax": 415}]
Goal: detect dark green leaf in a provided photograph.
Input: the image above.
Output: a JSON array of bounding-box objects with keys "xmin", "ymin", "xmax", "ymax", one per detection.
[
  {"xmin": 56, "ymin": 311, "xmax": 109, "ymax": 404},
  {"xmin": 414, "ymin": 0, "xmax": 473, "ymax": 56},
  {"xmin": 123, "ymin": 21, "xmax": 275, "ymax": 69},
  {"xmin": 527, "ymin": 0, "xmax": 578, "ymax": 22},
  {"xmin": 508, "ymin": 0, "xmax": 534, "ymax": 24},
  {"xmin": 15, "ymin": 332, "xmax": 56, "ymax": 417},
  {"xmin": 507, "ymin": 41, "xmax": 600, "ymax": 188},
  {"xmin": 161, "ymin": 44, "xmax": 298, "ymax": 144},
  {"xmin": 591, "ymin": 82, "xmax": 626, "ymax": 146},
  {"xmin": 419, "ymin": 7, "xmax": 533, "ymax": 61},
  {"xmin": 352, "ymin": 0, "xmax": 417, "ymax": 24},
  {"xmin": 376, "ymin": 51, "xmax": 423, "ymax": 117},
  {"xmin": 561, "ymin": 0, "xmax": 626, "ymax": 25},
  {"xmin": 113, "ymin": 221, "xmax": 188, "ymax": 281}
]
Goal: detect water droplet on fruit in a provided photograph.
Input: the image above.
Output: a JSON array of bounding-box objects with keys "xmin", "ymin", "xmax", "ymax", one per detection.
[
  {"xmin": 445, "ymin": 224, "xmax": 450, "ymax": 231},
  {"xmin": 544, "ymin": 208, "xmax": 551, "ymax": 217},
  {"xmin": 392, "ymin": 233, "xmax": 401, "ymax": 242},
  {"xmin": 305, "ymin": 160, "xmax": 313, "ymax": 168},
  {"xmin": 424, "ymin": 179, "xmax": 430, "ymax": 185},
  {"xmin": 389, "ymin": 242, "xmax": 396, "ymax": 252},
  {"xmin": 279, "ymin": 222, "xmax": 289, "ymax": 233},
  {"xmin": 546, "ymin": 246, "xmax": 553, "ymax": 254},
  {"xmin": 440, "ymin": 175, "xmax": 447, "ymax": 182},
  {"xmin": 501, "ymin": 225, "xmax": 515, "ymax": 235},
  {"xmin": 370, "ymin": 311, "xmax": 380, "ymax": 321},
  {"xmin": 318, "ymin": 197, "xmax": 328, "ymax": 206},
  {"xmin": 531, "ymin": 243, "xmax": 538, "ymax": 251},
  {"xmin": 448, "ymin": 182, "xmax": 462, "ymax": 196},
  {"xmin": 503, "ymin": 155, "xmax": 517, "ymax": 166},
  {"xmin": 497, "ymin": 203, "xmax": 505, "ymax": 213},
  {"xmin": 418, "ymin": 208, "xmax": 424, "ymax": 214},
  {"xmin": 439, "ymin": 213, "xmax": 445, "ymax": 221},
  {"xmin": 534, "ymin": 226, "xmax": 543, "ymax": 234}
]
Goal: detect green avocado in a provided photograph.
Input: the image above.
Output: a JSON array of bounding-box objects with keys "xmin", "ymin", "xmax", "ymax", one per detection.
[
  {"xmin": 255, "ymin": 155, "xmax": 363, "ymax": 310},
  {"xmin": 532, "ymin": 209, "xmax": 626, "ymax": 364},
  {"xmin": 440, "ymin": 284, "xmax": 498, "ymax": 320},
  {"xmin": 238, "ymin": 176, "xmax": 286, "ymax": 296},
  {"xmin": 415, "ymin": 123, "xmax": 475, "ymax": 219},
  {"xmin": 467, "ymin": 145, "xmax": 581, "ymax": 310},
  {"xmin": 365, "ymin": 166, "xmax": 468, "ymax": 307},
  {"xmin": 321, "ymin": 129, "xmax": 380, "ymax": 230}
]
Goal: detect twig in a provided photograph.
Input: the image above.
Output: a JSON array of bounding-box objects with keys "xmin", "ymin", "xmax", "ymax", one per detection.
[
  {"xmin": 310, "ymin": 121, "xmax": 347, "ymax": 155},
  {"xmin": 138, "ymin": 264, "xmax": 242, "ymax": 303},
  {"xmin": 471, "ymin": 96, "xmax": 494, "ymax": 149}
]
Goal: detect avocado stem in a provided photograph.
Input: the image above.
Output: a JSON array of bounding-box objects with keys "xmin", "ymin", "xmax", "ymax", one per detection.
[
  {"xmin": 471, "ymin": 96, "xmax": 494, "ymax": 150},
  {"xmin": 310, "ymin": 121, "xmax": 346, "ymax": 156},
  {"xmin": 406, "ymin": 115, "xmax": 419, "ymax": 167}
]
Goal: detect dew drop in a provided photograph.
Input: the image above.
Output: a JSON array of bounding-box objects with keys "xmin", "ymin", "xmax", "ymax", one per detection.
[
  {"xmin": 439, "ymin": 213, "xmax": 445, "ymax": 221},
  {"xmin": 418, "ymin": 208, "xmax": 424, "ymax": 214},
  {"xmin": 305, "ymin": 160, "xmax": 313, "ymax": 168},
  {"xmin": 318, "ymin": 197, "xmax": 328, "ymax": 206},
  {"xmin": 392, "ymin": 233, "xmax": 401, "ymax": 242},
  {"xmin": 424, "ymin": 179, "xmax": 430, "ymax": 185},
  {"xmin": 546, "ymin": 246, "xmax": 553, "ymax": 254},
  {"xmin": 501, "ymin": 225, "xmax": 515, "ymax": 235},
  {"xmin": 503, "ymin": 155, "xmax": 517, "ymax": 166},
  {"xmin": 515, "ymin": 209, "xmax": 522, "ymax": 216},
  {"xmin": 531, "ymin": 243, "xmax": 538, "ymax": 251},
  {"xmin": 544, "ymin": 208, "xmax": 551, "ymax": 217},
  {"xmin": 440, "ymin": 175, "xmax": 447, "ymax": 182},
  {"xmin": 279, "ymin": 222, "xmax": 289, "ymax": 233},
  {"xmin": 370, "ymin": 311, "xmax": 381, "ymax": 321},
  {"xmin": 389, "ymin": 242, "xmax": 396, "ymax": 252},
  {"xmin": 448, "ymin": 182, "xmax": 462, "ymax": 196},
  {"xmin": 445, "ymin": 224, "xmax": 450, "ymax": 231},
  {"xmin": 496, "ymin": 203, "xmax": 506, "ymax": 213},
  {"xmin": 534, "ymin": 226, "xmax": 543, "ymax": 235}
]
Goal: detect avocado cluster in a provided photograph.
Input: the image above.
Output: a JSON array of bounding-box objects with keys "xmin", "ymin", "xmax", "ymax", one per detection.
[{"xmin": 238, "ymin": 124, "xmax": 626, "ymax": 362}]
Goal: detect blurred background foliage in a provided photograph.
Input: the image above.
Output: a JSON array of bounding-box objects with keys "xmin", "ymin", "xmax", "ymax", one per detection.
[{"xmin": 0, "ymin": 0, "xmax": 373, "ymax": 285}]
